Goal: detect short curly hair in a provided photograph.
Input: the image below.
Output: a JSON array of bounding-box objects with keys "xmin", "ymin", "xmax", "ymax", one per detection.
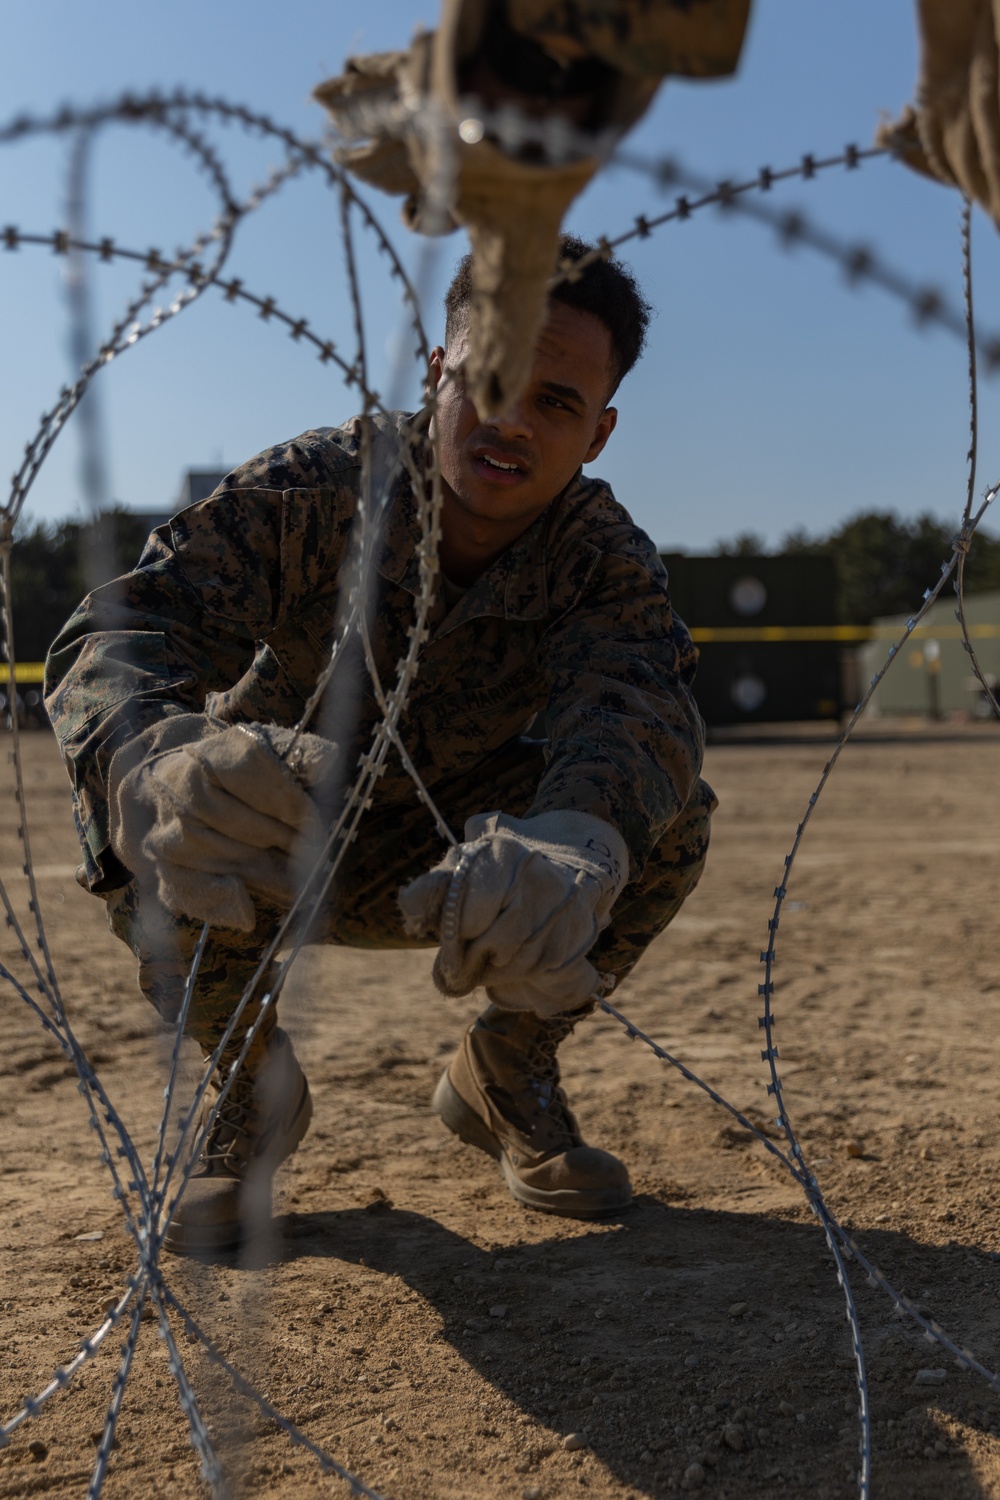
[{"xmin": 444, "ymin": 233, "xmax": 653, "ymax": 397}]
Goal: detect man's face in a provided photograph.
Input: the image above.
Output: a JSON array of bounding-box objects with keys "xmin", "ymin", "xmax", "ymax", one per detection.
[{"xmin": 427, "ymin": 300, "xmax": 618, "ymax": 535}]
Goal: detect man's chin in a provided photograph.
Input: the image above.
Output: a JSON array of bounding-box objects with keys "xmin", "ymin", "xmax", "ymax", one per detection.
[{"xmin": 453, "ymin": 487, "xmax": 543, "ymax": 523}]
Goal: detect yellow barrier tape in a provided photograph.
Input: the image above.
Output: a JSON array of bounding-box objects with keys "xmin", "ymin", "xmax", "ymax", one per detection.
[
  {"xmin": 690, "ymin": 625, "xmax": 868, "ymax": 643},
  {"xmin": 5, "ymin": 663, "xmax": 46, "ymax": 684},
  {"xmin": 9, "ymin": 622, "xmax": 1000, "ymax": 682},
  {"xmin": 689, "ymin": 624, "xmax": 1000, "ymax": 644}
]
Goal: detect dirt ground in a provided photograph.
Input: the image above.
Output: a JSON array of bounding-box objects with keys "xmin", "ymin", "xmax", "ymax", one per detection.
[{"xmin": 3, "ymin": 723, "xmax": 1000, "ymax": 1500}]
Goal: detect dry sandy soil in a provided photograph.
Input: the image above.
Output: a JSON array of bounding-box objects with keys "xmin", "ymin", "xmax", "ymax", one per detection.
[{"xmin": 3, "ymin": 723, "xmax": 1000, "ymax": 1500}]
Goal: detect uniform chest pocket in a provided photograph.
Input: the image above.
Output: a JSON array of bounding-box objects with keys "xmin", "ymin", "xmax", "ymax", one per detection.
[
  {"xmin": 415, "ymin": 661, "xmax": 545, "ymax": 744},
  {"xmin": 259, "ymin": 614, "xmax": 333, "ymax": 704},
  {"xmin": 264, "ymin": 594, "xmax": 364, "ymax": 694}
]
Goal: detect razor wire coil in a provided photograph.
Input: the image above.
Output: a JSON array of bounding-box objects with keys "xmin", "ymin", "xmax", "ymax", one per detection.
[{"xmin": 2, "ymin": 88, "xmax": 999, "ymax": 1500}]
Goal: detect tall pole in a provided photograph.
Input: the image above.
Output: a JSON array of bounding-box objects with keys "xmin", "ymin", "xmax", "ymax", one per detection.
[{"xmin": 64, "ymin": 128, "xmax": 112, "ymax": 593}]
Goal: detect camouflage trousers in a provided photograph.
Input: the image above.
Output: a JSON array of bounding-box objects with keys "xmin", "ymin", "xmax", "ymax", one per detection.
[{"xmin": 105, "ymin": 737, "xmax": 717, "ymax": 1051}]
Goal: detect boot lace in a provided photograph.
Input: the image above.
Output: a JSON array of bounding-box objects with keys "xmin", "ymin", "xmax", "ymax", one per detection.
[
  {"xmin": 201, "ymin": 1063, "xmax": 258, "ymax": 1171},
  {"xmin": 519, "ymin": 1012, "xmax": 581, "ymax": 1147}
]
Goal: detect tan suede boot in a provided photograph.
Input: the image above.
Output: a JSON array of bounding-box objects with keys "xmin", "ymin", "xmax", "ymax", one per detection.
[
  {"xmin": 433, "ymin": 1002, "xmax": 631, "ymax": 1217},
  {"xmin": 161, "ymin": 1023, "xmax": 312, "ymax": 1255}
]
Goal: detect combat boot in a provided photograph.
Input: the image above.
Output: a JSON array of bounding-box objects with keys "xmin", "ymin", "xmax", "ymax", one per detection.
[
  {"xmin": 161, "ymin": 1022, "xmax": 312, "ymax": 1255},
  {"xmin": 432, "ymin": 1002, "xmax": 631, "ymax": 1218}
]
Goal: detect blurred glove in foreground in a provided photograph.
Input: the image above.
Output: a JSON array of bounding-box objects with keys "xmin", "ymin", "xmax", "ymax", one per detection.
[
  {"xmin": 315, "ymin": 0, "xmax": 751, "ymax": 415},
  {"xmin": 881, "ymin": 1, "xmax": 1000, "ymax": 227}
]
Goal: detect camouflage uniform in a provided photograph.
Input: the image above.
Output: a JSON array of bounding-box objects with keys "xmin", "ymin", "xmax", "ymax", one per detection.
[{"xmin": 45, "ymin": 413, "xmax": 715, "ymax": 1045}]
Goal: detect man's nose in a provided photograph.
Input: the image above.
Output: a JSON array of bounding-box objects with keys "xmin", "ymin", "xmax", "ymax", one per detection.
[{"xmin": 488, "ymin": 397, "xmax": 533, "ymax": 441}]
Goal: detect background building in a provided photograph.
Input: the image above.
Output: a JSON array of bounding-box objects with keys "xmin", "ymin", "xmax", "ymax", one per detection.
[
  {"xmin": 661, "ymin": 553, "xmax": 843, "ymax": 728},
  {"xmin": 859, "ymin": 591, "xmax": 1000, "ymax": 719}
]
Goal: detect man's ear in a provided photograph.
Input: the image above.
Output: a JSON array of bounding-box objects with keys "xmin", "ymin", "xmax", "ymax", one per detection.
[
  {"xmin": 583, "ymin": 406, "xmax": 617, "ymax": 465},
  {"xmin": 426, "ymin": 345, "xmax": 447, "ymax": 400}
]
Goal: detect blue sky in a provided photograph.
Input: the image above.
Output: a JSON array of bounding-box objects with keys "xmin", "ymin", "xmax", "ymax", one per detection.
[{"xmin": 3, "ymin": 1, "xmax": 999, "ymax": 552}]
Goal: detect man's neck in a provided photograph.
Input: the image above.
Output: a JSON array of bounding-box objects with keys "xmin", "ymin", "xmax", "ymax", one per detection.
[{"xmin": 436, "ymin": 485, "xmax": 548, "ymax": 588}]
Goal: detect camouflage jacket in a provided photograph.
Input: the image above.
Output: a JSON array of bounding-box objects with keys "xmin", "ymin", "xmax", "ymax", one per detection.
[{"xmin": 45, "ymin": 413, "xmax": 704, "ymax": 893}]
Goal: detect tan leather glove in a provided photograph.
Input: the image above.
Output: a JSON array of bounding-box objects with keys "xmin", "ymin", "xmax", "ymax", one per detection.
[
  {"xmin": 315, "ymin": 1, "xmax": 750, "ymax": 416},
  {"xmin": 109, "ymin": 717, "xmax": 339, "ymax": 932},
  {"xmin": 880, "ymin": 0, "xmax": 1000, "ymax": 228},
  {"xmin": 399, "ymin": 808, "xmax": 628, "ymax": 1017}
]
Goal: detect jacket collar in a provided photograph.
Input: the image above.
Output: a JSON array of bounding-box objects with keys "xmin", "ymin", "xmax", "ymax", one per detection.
[{"xmin": 374, "ymin": 471, "xmax": 555, "ymax": 632}]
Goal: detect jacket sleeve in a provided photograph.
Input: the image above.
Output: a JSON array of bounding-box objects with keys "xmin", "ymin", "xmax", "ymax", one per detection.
[
  {"xmin": 527, "ymin": 515, "xmax": 704, "ymax": 874},
  {"xmin": 44, "ymin": 438, "xmax": 360, "ymax": 891}
]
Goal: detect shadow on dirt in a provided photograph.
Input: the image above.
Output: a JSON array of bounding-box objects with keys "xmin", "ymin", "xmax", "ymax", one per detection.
[{"xmin": 262, "ymin": 1196, "xmax": 1000, "ymax": 1498}]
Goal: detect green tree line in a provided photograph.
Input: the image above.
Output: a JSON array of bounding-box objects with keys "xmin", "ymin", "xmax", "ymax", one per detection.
[{"xmin": 714, "ymin": 511, "xmax": 1000, "ymax": 625}]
